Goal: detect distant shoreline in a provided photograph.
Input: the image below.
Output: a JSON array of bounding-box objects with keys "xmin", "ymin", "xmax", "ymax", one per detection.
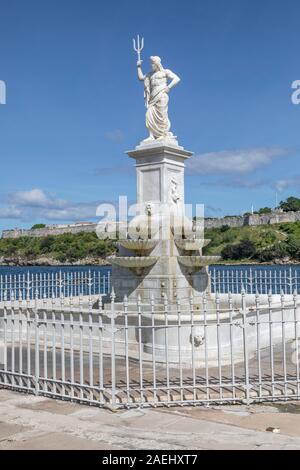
[
  {"xmin": 1, "ymin": 259, "xmax": 300, "ymax": 267},
  {"xmin": 0, "ymin": 258, "xmax": 111, "ymax": 267}
]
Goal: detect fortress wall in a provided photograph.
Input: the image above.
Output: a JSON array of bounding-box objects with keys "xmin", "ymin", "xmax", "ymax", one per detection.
[
  {"xmin": 2, "ymin": 223, "xmax": 98, "ymax": 239},
  {"xmin": 2, "ymin": 211, "xmax": 300, "ymax": 239},
  {"xmin": 205, "ymin": 210, "xmax": 300, "ymax": 229},
  {"xmin": 204, "ymin": 216, "xmax": 245, "ymax": 229}
]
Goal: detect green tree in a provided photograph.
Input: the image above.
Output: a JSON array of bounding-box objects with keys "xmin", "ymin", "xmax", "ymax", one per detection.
[
  {"xmin": 258, "ymin": 207, "xmax": 272, "ymax": 214},
  {"xmin": 219, "ymin": 224, "xmax": 230, "ymax": 232},
  {"xmin": 279, "ymin": 197, "xmax": 300, "ymax": 212},
  {"xmin": 285, "ymin": 235, "xmax": 300, "ymax": 260},
  {"xmin": 257, "ymin": 243, "xmax": 289, "ymax": 262},
  {"xmin": 39, "ymin": 236, "xmax": 55, "ymax": 254},
  {"xmin": 221, "ymin": 239, "xmax": 257, "ymax": 260},
  {"xmin": 0, "ymin": 231, "xmax": 117, "ymax": 263},
  {"xmin": 31, "ymin": 223, "xmax": 46, "ymax": 229}
]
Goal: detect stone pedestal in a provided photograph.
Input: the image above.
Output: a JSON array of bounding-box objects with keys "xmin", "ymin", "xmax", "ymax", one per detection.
[
  {"xmin": 108, "ymin": 141, "xmax": 220, "ymax": 309},
  {"xmin": 128, "ymin": 140, "xmax": 192, "ymax": 211}
]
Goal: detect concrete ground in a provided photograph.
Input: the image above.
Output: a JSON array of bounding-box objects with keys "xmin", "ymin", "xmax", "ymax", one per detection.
[{"xmin": 1, "ymin": 389, "xmax": 300, "ymax": 450}]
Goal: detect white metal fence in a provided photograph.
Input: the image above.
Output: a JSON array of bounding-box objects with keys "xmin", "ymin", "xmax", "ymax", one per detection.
[
  {"xmin": 1, "ymin": 288, "xmax": 300, "ymax": 408},
  {"xmin": 210, "ymin": 266, "xmax": 300, "ymax": 294},
  {"xmin": 0, "ymin": 270, "xmax": 111, "ymax": 301},
  {"xmin": 1, "ymin": 266, "xmax": 300, "ymax": 302}
]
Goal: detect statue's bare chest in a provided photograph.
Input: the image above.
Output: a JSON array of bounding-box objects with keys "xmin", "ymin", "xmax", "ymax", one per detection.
[{"xmin": 150, "ymin": 71, "xmax": 167, "ymax": 87}]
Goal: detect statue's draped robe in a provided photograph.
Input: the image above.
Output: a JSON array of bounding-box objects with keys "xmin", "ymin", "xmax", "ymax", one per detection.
[{"xmin": 144, "ymin": 70, "xmax": 174, "ymax": 139}]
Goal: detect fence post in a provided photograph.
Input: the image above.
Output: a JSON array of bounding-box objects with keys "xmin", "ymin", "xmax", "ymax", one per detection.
[
  {"xmin": 123, "ymin": 295, "xmax": 130, "ymax": 406},
  {"xmin": 226, "ymin": 269, "xmax": 230, "ymax": 294},
  {"xmin": 110, "ymin": 288, "xmax": 116, "ymax": 409},
  {"xmin": 228, "ymin": 291, "xmax": 235, "ymax": 399},
  {"xmin": 208, "ymin": 270, "xmax": 212, "ymax": 293},
  {"xmin": 268, "ymin": 290, "xmax": 275, "ymax": 397},
  {"xmin": 284, "ymin": 269, "xmax": 287, "ymax": 295},
  {"xmin": 293, "ymin": 290, "xmax": 300, "ymax": 396},
  {"xmin": 10, "ymin": 290, "xmax": 16, "ymax": 386},
  {"xmin": 289, "ymin": 267, "xmax": 293, "ymax": 295},
  {"xmin": 34, "ymin": 289, "xmax": 40, "ymax": 396},
  {"xmin": 249, "ymin": 267, "xmax": 253, "ymax": 294},
  {"xmin": 59, "ymin": 271, "xmax": 63, "ymax": 298},
  {"xmin": 1, "ymin": 291, "xmax": 8, "ymax": 385},
  {"xmin": 280, "ymin": 290, "xmax": 287, "ymax": 397},
  {"xmin": 241, "ymin": 289, "xmax": 252, "ymax": 405},
  {"xmin": 189, "ymin": 292, "xmax": 196, "ymax": 403},
  {"xmin": 255, "ymin": 291, "xmax": 262, "ymax": 398},
  {"xmin": 163, "ymin": 294, "xmax": 170, "ymax": 405},
  {"xmin": 26, "ymin": 271, "xmax": 31, "ymax": 301},
  {"xmin": 215, "ymin": 291, "xmax": 223, "ymax": 400},
  {"xmin": 108, "ymin": 271, "xmax": 111, "ymax": 294}
]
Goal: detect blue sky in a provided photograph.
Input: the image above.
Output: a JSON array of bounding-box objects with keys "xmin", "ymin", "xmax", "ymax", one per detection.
[{"xmin": 0, "ymin": 0, "xmax": 299, "ymax": 233}]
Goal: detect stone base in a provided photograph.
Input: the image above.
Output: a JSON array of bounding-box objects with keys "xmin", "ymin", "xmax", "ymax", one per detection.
[
  {"xmin": 100, "ymin": 294, "xmax": 299, "ymax": 368},
  {"xmin": 112, "ymin": 266, "xmax": 210, "ymax": 305},
  {"xmin": 137, "ymin": 133, "xmax": 180, "ymax": 149}
]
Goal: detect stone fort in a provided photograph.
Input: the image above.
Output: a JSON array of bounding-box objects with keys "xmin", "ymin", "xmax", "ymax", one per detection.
[{"xmin": 2, "ymin": 210, "xmax": 300, "ymax": 239}]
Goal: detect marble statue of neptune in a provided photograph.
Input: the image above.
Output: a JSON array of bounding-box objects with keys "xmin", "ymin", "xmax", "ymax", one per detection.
[{"xmin": 136, "ymin": 55, "xmax": 180, "ymax": 143}]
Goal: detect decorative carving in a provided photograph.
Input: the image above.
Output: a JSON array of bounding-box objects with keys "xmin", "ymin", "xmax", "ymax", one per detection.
[
  {"xmin": 190, "ymin": 334, "xmax": 205, "ymax": 348},
  {"xmin": 170, "ymin": 177, "xmax": 180, "ymax": 204},
  {"xmin": 145, "ymin": 202, "xmax": 152, "ymax": 216}
]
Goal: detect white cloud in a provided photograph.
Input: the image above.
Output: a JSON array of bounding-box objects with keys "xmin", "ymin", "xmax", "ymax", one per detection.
[
  {"xmin": 192, "ymin": 175, "xmax": 271, "ymax": 189},
  {"xmin": 0, "ymin": 189, "xmax": 103, "ymax": 223},
  {"xmin": 8, "ymin": 189, "xmax": 66, "ymax": 209},
  {"xmin": 274, "ymin": 175, "xmax": 300, "ymax": 193},
  {"xmin": 187, "ymin": 147, "xmax": 288, "ymax": 175},
  {"xmin": 45, "ymin": 202, "xmax": 100, "ymax": 221},
  {"xmin": 0, "ymin": 207, "xmax": 22, "ymax": 219}
]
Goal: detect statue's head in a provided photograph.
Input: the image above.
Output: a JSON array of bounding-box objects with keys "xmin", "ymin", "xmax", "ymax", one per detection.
[{"xmin": 150, "ymin": 56, "xmax": 163, "ymax": 72}]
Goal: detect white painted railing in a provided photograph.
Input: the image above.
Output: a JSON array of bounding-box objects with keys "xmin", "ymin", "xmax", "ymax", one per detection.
[
  {"xmin": 0, "ymin": 289, "xmax": 300, "ymax": 408},
  {"xmin": 0, "ymin": 266, "xmax": 299, "ymax": 302},
  {"xmin": 0, "ymin": 270, "xmax": 111, "ymax": 301},
  {"xmin": 210, "ymin": 266, "xmax": 300, "ymax": 294}
]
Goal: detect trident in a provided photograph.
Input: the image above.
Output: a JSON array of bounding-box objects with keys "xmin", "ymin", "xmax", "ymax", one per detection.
[{"xmin": 133, "ymin": 34, "xmax": 144, "ymax": 62}]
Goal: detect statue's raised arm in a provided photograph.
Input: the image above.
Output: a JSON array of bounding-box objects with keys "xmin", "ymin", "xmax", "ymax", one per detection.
[
  {"xmin": 133, "ymin": 36, "xmax": 181, "ymax": 146},
  {"xmin": 137, "ymin": 60, "xmax": 145, "ymax": 82}
]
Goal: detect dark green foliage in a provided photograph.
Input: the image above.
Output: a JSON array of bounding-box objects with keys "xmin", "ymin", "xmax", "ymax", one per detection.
[
  {"xmin": 220, "ymin": 225, "xmax": 230, "ymax": 232},
  {"xmin": 258, "ymin": 207, "xmax": 272, "ymax": 214},
  {"xmin": 39, "ymin": 236, "xmax": 56, "ymax": 253},
  {"xmin": 256, "ymin": 243, "xmax": 289, "ymax": 262},
  {"xmin": 204, "ymin": 221, "xmax": 300, "ymax": 262},
  {"xmin": 0, "ymin": 232, "xmax": 116, "ymax": 263},
  {"xmin": 221, "ymin": 239, "xmax": 257, "ymax": 260},
  {"xmin": 279, "ymin": 197, "xmax": 300, "ymax": 213},
  {"xmin": 31, "ymin": 224, "xmax": 46, "ymax": 229}
]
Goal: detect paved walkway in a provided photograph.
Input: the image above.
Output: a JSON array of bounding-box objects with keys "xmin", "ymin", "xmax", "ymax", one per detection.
[{"xmin": 1, "ymin": 389, "xmax": 300, "ymax": 449}]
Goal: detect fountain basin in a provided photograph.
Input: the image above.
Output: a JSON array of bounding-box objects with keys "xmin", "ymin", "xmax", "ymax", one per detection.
[
  {"xmin": 118, "ymin": 240, "xmax": 158, "ymax": 251},
  {"xmin": 175, "ymin": 239, "xmax": 211, "ymax": 251},
  {"xmin": 178, "ymin": 255, "xmax": 221, "ymax": 268},
  {"xmin": 108, "ymin": 256, "xmax": 158, "ymax": 269}
]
